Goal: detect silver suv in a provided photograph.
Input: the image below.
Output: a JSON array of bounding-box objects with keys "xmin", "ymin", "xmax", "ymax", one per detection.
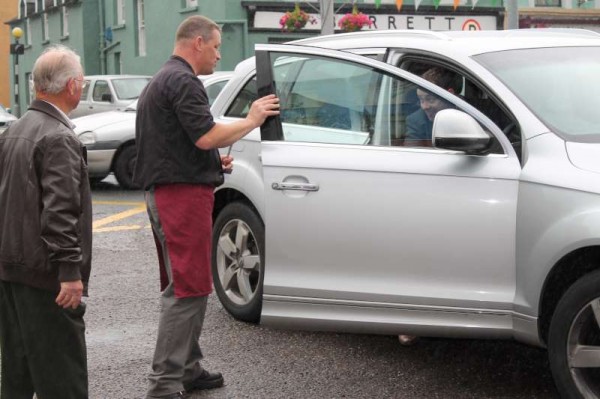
[{"xmin": 210, "ymin": 29, "xmax": 600, "ymax": 398}]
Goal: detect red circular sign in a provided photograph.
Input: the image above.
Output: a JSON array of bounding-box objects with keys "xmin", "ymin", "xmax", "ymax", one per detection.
[{"xmin": 462, "ymin": 19, "xmax": 482, "ymax": 31}]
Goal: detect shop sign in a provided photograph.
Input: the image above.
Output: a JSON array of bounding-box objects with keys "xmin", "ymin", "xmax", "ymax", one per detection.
[{"xmin": 253, "ymin": 11, "xmax": 497, "ymax": 31}]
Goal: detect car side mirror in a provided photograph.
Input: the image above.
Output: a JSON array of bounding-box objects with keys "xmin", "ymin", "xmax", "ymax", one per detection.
[
  {"xmin": 101, "ymin": 93, "xmax": 113, "ymax": 102},
  {"xmin": 432, "ymin": 109, "xmax": 492, "ymax": 155},
  {"xmin": 6, "ymin": 108, "xmax": 12, "ymax": 114}
]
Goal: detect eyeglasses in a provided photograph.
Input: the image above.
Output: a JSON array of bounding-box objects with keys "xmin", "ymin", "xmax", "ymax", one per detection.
[{"xmin": 73, "ymin": 77, "xmax": 88, "ymax": 89}]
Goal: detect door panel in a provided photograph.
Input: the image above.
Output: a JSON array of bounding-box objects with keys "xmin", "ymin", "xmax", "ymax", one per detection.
[{"xmin": 257, "ymin": 45, "xmax": 521, "ymax": 311}]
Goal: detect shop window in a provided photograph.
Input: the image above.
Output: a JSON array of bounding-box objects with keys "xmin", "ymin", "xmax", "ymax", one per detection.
[{"xmin": 534, "ymin": 0, "xmax": 561, "ymax": 6}]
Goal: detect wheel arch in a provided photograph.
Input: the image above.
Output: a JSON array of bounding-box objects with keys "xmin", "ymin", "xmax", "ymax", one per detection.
[
  {"xmin": 538, "ymin": 246, "xmax": 600, "ymax": 346},
  {"xmin": 109, "ymin": 139, "xmax": 136, "ymax": 172},
  {"xmin": 213, "ymin": 188, "xmax": 263, "ymax": 226}
]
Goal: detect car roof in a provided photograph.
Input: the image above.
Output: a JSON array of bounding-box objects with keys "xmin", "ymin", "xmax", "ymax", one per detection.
[
  {"xmin": 291, "ymin": 28, "xmax": 600, "ymax": 57},
  {"xmin": 199, "ymin": 71, "xmax": 234, "ymax": 83},
  {"xmin": 84, "ymin": 75, "xmax": 151, "ymax": 79},
  {"xmin": 230, "ymin": 28, "xmax": 600, "ymax": 77}
]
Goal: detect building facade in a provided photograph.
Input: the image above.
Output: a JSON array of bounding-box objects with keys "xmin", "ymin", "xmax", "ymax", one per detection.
[
  {"xmin": 1, "ymin": 0, "xmax": 19, "ymax": 108},
  {"xmin": 4, "ymin": 0, "xmax": 600, "ymax": 114}
]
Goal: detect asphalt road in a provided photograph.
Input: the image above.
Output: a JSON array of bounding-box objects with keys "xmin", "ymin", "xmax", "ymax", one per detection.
[{"xmin": 85, "ymin": 177, "xmax": 560, "ymax": 399}]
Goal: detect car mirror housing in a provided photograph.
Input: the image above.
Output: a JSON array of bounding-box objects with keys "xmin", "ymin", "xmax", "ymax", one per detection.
[
  {"xmin": 432, "ymin": 109, "xmax": 492, "ymax": 155},
  {"xmin": 101, "ymin": 93, "xmax": 113, "ymax": 103}
]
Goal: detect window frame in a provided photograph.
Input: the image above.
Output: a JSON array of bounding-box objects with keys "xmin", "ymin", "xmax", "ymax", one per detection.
[
  {"xmin": 116, "ymin": 0, "xmax": 125, "ymax": 25},
  {"xmin": 60, "ymin": 5, "xmax": 69, "ymax": 37},
  {"xmin": 392, "ymin": 52, "xmax": 521, "ymax": 157},
  {"xmin": 136, "ymin": 0, "xmax": 146, "ymax": 56},
  {"xmin": 42, "ymin": 11, "xmax": 50, "ymax": 42}
]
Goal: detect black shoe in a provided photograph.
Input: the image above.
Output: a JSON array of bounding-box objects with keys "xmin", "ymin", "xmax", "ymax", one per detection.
[
  {"xmin": 184, "ymin": 369, "xmax": 224, "ymax": 391},
  {"xmin": 147, "ymin": 391, "xmax": 185, "ymax": 399}
]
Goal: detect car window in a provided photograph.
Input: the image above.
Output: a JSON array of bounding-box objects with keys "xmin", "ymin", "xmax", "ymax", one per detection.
[
  {"xmin": 111, "ymin": 77, "xmax": 150, "ymax": 100},
  {"xmin": 206, "ymin": 80, "xmax": 228, "ymax": 106},
  {"xmin": 266, "ymin": 53, "xmax": 498, "ymax": 149},
  {"xmin": 398, "ymin": 59, "xmax": 519, "ymax": 154},
  {"xmin": 80, "ymin": 80, "xmax": 90, "ymax": 101},
  {"xmin": 225, "ymin": 77, "xmax": 257, "ymax": 118},
  {"xmin": 92, "ymin": 80, "xmax": 111, "ymax": 102},
  {"xmin": 225, "ymin": 59, "xmax": 340, "ymax": 136},
  {"xmin": 475, "ymin": 46, "xmax": 600, "ymax": 143},
  {"xmin": 225, "ymin": 60, "xmax": 306, "ymax": 118},
  {"xmin": 268, "ymin": 55, "xmax": 378, "ymax": 145}
]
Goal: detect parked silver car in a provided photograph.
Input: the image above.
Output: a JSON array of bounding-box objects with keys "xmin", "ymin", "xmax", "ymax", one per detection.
[
  {"xmin": 73, "ymin": 72, "xmax": 233, "ymax": 188},
  {"xmin": 70, "ymin": 74, "xmax": 151, "ymax": 119},
  {"xmin": 210, "ymin": 29, "xmax": 600, "ymax": 398},
  {"xmin": 0, "ymin": 105, "xmax": 17, "ymax": 135}
]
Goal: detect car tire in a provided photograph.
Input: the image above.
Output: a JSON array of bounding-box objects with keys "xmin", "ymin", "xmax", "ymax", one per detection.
[
  {"xmin": 548, "ymin": 269, "xmax": 600, "ymax": 399},
  {"xmin": 211, "ymin": 202, "xmax": 264, "ymax": 323},
  {"xmin": 113, "ymin": 145, "xmax": 140, "ymax": 190}
]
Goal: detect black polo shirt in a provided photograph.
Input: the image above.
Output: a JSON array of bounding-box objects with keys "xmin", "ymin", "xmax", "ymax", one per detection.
[{"xmin": 134, "ymin": 56, "xmax": 223, "ymax": 190}]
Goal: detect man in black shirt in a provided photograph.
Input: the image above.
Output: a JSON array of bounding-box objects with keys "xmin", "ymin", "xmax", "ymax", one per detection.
[{"xmin": 134, "ymin": 15, "xmax": 279, "ymax": 399}]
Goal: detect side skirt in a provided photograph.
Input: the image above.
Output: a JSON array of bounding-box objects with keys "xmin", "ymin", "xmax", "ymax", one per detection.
[{"xmin": 261, "ymin": 295, "xmax": 541, "ymax": 345}]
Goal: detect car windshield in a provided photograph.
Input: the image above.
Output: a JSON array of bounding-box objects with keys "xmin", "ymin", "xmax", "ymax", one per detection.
[
  {"xmin": 112, "ymin": 78, "xmax": 150, "ymax": 100},
  {"xmin": 475, "ymin": 46, "xmax": 600, "ymax": 142}
]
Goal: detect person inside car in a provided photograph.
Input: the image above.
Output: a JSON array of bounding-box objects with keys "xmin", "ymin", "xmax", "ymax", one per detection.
[{"xmin": 404, "ymin": 67, "xmax": 462, "ymax": 145}]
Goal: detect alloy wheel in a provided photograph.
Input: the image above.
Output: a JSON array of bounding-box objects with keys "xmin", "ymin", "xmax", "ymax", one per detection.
[
  {"xmin": 215, "ymin": 218, "xmax": 261, "ymax": 306},
  {"xmin": 567, "ymin": 298, "xmax": 600, "ymax": 397}
]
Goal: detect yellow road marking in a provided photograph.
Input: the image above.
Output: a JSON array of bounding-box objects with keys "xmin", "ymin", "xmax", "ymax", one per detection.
[
  {"xmin": 93, "ymin": 200, "xmax": 145, "ymax": 206},
  {"xmin": 93, "ymin": 204, "xmax": 147, "ymax": 230},
  {"xmin": 94, "ymin": 225, "xmax": 144, "ymax": 233},
  {"xmin": 94, "ymin": 225, "xmax": 152, "ymax": 233}
]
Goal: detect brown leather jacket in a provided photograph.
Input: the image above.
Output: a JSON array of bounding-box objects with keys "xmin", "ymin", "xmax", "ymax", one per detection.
[{"xmin": 0, "ymin": 100, "xmax": 92, "ymax": 294}]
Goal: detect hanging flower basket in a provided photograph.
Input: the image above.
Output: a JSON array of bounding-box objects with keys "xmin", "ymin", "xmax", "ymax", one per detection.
[
  {"xmin": 338, "ymin": 5, "xmax": 373, "ymax": 32},
  {"xmin": 280, "ymin": 3, "xmax": 315, "ymax": 32}
]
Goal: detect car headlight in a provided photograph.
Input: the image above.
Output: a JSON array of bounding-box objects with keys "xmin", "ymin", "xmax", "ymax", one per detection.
[{"xmin": 78, "ymin": 131, "xmax": 96, "ymax": 146}]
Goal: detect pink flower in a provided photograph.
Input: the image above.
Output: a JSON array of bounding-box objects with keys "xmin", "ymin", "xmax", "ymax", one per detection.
[
  {"xmin": 279, "ymin": 3, "xmax": 312, "ymax": 32},
  {"xmin": 338, "ymin": 6, "xmax": 373, "ymax": 32}
]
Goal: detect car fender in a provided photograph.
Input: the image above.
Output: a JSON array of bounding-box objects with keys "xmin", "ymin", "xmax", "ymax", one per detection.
[
  {"xmin": 514, "ymin": 184, "xmax": 600, "ymax": 318},
  {"xmin": 215, "ymin": 135, "xmax": 265, "ymax": 221}
]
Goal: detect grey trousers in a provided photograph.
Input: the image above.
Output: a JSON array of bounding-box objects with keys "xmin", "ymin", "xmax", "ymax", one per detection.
[{"xmin": 145, "ymin": 190, "xmax": 208, "ymax": 398}]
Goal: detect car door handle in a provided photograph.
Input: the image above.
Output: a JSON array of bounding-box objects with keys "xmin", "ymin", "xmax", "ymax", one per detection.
[{"xmin": 271, "ymin": 182, "xmax": 319, "ymax": 192}]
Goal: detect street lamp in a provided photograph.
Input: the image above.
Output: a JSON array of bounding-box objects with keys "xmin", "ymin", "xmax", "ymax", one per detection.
[{"xmin": 10, "ymin": 27, "xmax": 25, "ymax": 118}]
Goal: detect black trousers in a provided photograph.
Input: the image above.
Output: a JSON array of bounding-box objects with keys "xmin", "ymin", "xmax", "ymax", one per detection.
[{"xmin": 0, "ymin": 280, "xmax": 88, "ymax": 399}]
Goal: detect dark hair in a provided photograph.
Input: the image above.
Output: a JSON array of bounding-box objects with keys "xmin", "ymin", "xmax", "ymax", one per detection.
[{"xmin": 421, "ymin": 67, "xmax": 463, "ymax": 93}]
